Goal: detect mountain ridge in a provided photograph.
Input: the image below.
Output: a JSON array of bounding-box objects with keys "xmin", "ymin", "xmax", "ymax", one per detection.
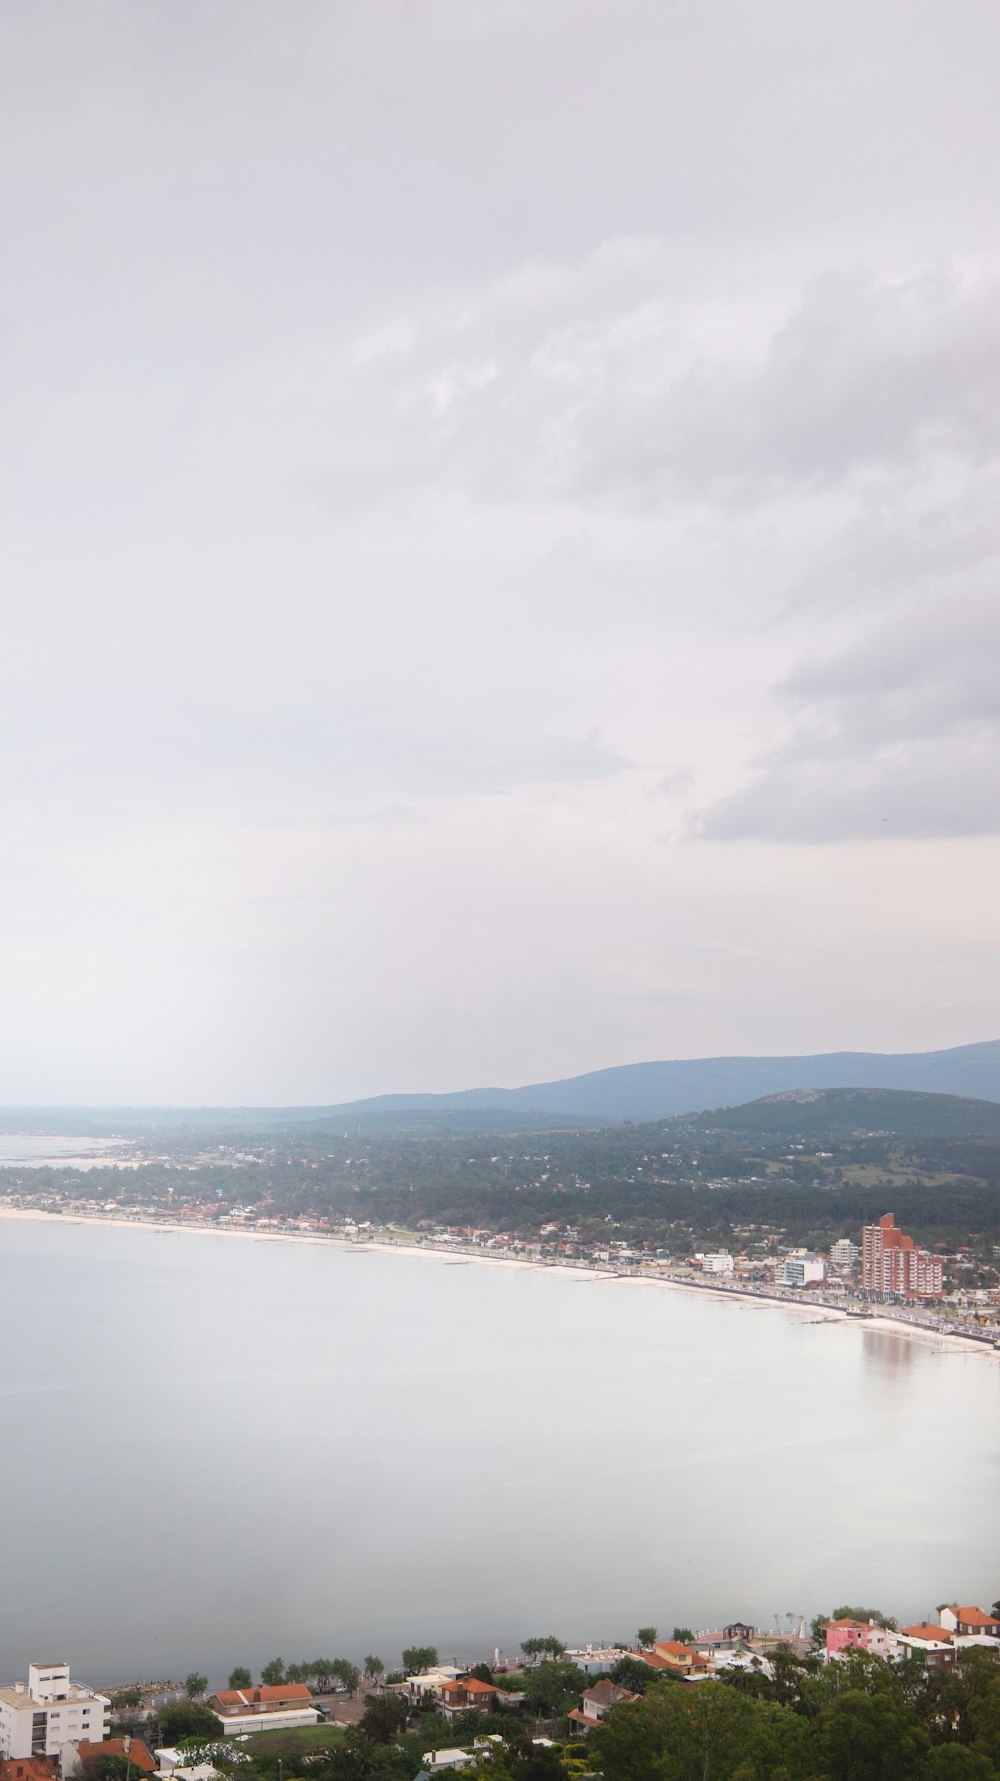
[
  {"xmin": 311, "ymin": 1039, "xmax": 1000, "ymax": 1123},
  {"xmin": 4, "ymin": 1040, "xmax": 1000, "ymax": 1132}
]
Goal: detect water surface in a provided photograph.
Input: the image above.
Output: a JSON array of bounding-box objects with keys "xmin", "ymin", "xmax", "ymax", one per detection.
[{"xmin": 0, "ymin": 1217, "xmax": 996, "ymax": 1682}]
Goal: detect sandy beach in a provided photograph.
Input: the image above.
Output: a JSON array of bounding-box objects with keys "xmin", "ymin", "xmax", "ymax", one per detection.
[{"xmin": 1, "ymin": 1203, "xmax": 995, "ymax": 1362}]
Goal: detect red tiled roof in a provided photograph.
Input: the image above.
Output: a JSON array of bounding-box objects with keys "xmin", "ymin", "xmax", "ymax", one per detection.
[
  {"xmin": 78, "ymin": 1743, "xmax": 156, "ymax": 1775},
  {"xmin": 211, "ymin": 1684, "xmax": 314, "ymax": 1707},
  {"xmin": 899, "ymin": 1625, "xmax": 952, "ymax": 1643},
  {"xmin": 655, "ymin": 1643, "xmax": 694, "ymax": 1659},
  {"xmin": 1, "ymin": 1760, "xmax": 58, "ymax": 1781},
  {"xmin": 954, "ymin": 1608, "xmax": 999, "ymax": 1628},
  {"xmin": 583, "ymin": 1682, "xmax": 637, "ymax": 1708}
]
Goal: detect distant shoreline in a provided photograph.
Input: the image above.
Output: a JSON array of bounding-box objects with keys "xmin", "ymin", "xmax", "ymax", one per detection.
[{"xmin": 1, "ymin": 1205, "xmax": 995, "ymax": 1362}]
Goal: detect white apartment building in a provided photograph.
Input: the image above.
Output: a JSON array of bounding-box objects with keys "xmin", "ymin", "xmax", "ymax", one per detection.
[
  {"xmin": 699, "ymin": 1252, "xmax": 735, "ymax": 1276},
  {"xmin": 830, "ymin": 1239, "xmax": 859, "ymax": 1266},
  {"xmin": 0, "ymin": 1665, "xmax": 110, "ymax": 1761}
]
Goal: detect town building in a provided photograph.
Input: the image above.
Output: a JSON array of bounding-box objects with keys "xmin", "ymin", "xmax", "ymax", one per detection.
[
  {"xmin": 939, "ymin": 1606, "xmax": 1000, "ymax": 1641},
  {"xmin": 894, "ymin": 1626, "xmax": 956, "ymax": 1669},
  {"xmin": 68, "ymin": 1741, "xmax": 156, "ymax": 1779},
  {"xmin": 401, "ymin": 1670, "xmax": 465, "ymax": 1704},
  {"xmin": 568, "ymin": 1680, "xmax": 639, "ymax": 1734},
  {"xmin": 438, "ymin": 1680, "xmax": 498, "ymax": 1719},
  {"xmin": 779, "ymin": 1252, "xmax": 825, "ymax": 1287},
  {"xmin": 698, "ymin": 1252, "xmax": 735, "ymax": 1276},
  {"xmin": 830, "ymin": 1239, "xmax": 859, "ymax": 1266},
  {"xmin": 0, "ymin": 1669, "xmax": 109, "ymax": 1762},
  {"xmin": 0, "ymin": 1759, "xmax": 57, "ymax": 1781},
  {"xmin": 861, "ymin": 1215, "xmax": 944, "ymax": 1300},
  {"xmin": 642, "ymin": 1643, "xmax": 713, "ymax": 1680},
  {"xmin": 207, "ymin": 1685, "xmax": 319, "ymax": 1736},
  {"xmin": 823, "ymin": 1619, "xmax": 895, "ymax": 1661}
]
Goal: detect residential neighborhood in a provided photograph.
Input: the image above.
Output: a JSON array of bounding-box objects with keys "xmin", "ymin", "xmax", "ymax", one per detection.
[{"xmin": 2, "ymin": 1595, "xmax": 999, "ymax": 1781}]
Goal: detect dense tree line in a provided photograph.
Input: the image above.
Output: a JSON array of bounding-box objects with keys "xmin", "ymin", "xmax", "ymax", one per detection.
[{"xmin": 11, "ymin": 1119, "xmax": 1000, "ymax": 1258}]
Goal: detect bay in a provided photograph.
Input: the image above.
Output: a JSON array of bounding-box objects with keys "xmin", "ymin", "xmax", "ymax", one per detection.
[{"xmin": 0, "ymin": 1216, "xmax": 997, "ymax": 1683}]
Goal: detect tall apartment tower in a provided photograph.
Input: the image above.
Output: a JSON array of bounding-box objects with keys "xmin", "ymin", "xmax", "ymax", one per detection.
[{"xmin": 861, "ymin": 1213, "xmax": 944, "ymax": 1300}]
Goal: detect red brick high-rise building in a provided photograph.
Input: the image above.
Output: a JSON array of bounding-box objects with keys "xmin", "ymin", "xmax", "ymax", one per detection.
[{"xmin": 861, "ymin": 1213, "xmax": 944, "ymax": 1300}]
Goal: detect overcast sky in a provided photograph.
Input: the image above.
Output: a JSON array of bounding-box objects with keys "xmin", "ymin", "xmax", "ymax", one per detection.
[{"xmin": 2, "ymin": 0, "xmax": 999, "ymax": 1104}]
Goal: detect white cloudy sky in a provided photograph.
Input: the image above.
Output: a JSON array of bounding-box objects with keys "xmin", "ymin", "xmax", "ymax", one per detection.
[{"xmin": 2, "ymin": 0, "xmax": 999, "ymax": 1103}]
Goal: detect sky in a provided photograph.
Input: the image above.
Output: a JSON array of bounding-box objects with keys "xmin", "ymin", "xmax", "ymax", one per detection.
[{"xmin": 2, "ymin": 0, "xmax": 999, "ymax": 1104}]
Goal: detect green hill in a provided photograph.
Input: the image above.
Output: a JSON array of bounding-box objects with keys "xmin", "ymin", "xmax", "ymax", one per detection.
[{"xmin": 674, "ymin": 1085, "xmax": 1000, "ymax": 1141}]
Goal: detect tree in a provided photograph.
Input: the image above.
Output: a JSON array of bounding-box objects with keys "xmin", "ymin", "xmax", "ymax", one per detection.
[
  {"xmin": 260, "ymin": 1659, "xmax": 286, "ymax": 1687},
  {"xmin": 363, "ymin": 1656, "xmax": 385, "ymax": 1684},
  {"xmin": 332, "ymin": 1659, "xmax": 361, "ymax": 1695},
  {"xmin": 228, "ymin": 1668, "xmax": 252, "ymax": 1691},
  {"xmin": 520, "ymin": 1636, "xmax": 565, "ymax": 1663},
  {"xmin": 516, "ymin": 1661, "xmax": 586, "ymax": 1717},
  {"xmin": 672, "ymin": 1628, "xmax": 694, "ymax": 1644},
  {"xmin": 184, "ymin": 1674, "xmax": 208, "ymax": 1702},
  {"xmin": 590, "ymin": 1678, "xmax": 765, "ymax": 1781},
  {"xmin": 819, "ymin": 1685, "xmax": 927, "ymax": 1781},
  {"xmin": 637, "ymin": 1627, "xmax": 657, "ymax": 1649},
  {"xmin": 830, "ymin": 1604, "xmax": 898, "ymax": 1631},
  {"xmin": 358, "ymin": 1693, "xmax": 407, "ymax": 1743},
  {"xmin": 314, "ymin": 1659, "xmax": 337, "ymax": 1692},
  {"xmin": 922, "ymin": 1748, "xmax": 993, "ymax": 1781},
  {"xmin": 608, "ymin": 1657, "xmax": 651, "ymax": 1694},
  {"xmin": 159, "ymin": 1702, "xmax": 221, "ymax": 1746},
  {"xmin": 85, "ymin": 1759, "xmax": 133, "ymax": 1781},
  {"xmin": 401, "ymin": 1647, "xmax": 438, "ymax": 1675}
]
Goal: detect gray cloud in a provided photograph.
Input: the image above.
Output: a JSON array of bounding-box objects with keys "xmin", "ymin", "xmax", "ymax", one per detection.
[
  {"xmin": 1, "ymin": 1, "xmax": 1000, "ymax": 1096},
  {"xmin": 697, "ymin": 594, "xmax": 1000, "ymax": 841}
]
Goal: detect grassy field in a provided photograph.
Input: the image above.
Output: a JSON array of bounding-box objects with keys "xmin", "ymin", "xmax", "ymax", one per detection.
[{"xmin": 243, "ymin": 1725, "xmax": 346, "ymax": 1753}]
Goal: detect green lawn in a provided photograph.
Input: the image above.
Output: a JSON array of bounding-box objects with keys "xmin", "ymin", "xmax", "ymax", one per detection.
[{"xmin": 243, "ymin": 1725, "xmax": 346, "ymax": 1752}]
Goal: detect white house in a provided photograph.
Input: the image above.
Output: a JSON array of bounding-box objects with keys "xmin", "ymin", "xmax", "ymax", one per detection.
[{"xmin": 0, "ymin": 1666, "xmax": 110, "ymax": 1761}]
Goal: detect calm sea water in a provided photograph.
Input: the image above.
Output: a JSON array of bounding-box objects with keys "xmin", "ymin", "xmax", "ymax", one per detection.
[{"xmin": 0, "ymin": 1217, "xmax": 997, "ymax": 1684}]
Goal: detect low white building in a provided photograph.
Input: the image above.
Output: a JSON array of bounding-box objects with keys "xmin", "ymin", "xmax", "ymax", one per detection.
[
  {"xmin": 779, "ymin": 1253, "xmax": 825, "ymax": 1287},
  {"xmin": 699, "ymin": 1252, "xmax": 734, "ymax": 1276},
  {"xmin": 404, "ymin": 1669, "xmax": 464, "ymax": 1702},
  {"xmin": 0, "ymin": 1665, "xmax": 110, "ymax": 1761},
  {"xmin": 207, "ymin": 1685, "xmax": 319, "ymax": 1737}
]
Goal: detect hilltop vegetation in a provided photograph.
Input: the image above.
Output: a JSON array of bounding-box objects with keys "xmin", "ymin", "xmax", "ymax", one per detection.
[{"xmin": 679, "ymin": 1087, "xmax": 1000, "ymax": 1141}]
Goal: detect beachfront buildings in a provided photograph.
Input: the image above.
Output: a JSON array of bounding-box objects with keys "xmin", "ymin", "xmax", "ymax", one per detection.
[
  {"xmin": 207, "ymin": 1684, "xmax": 319, "ymax": 1736},
  {"xmin": 861, "ymin": 1214, "xmax": 944, "ymax": 1300},
  {"xmin": 779, "ymin": 1252, "xmax": 825, "ymax": 1288},
  {"xmin": 0, "ymin": 1667, "xmax": 109, "ymax": 1761},
  {"xmin": 830, "ymin": 1239, "xmax": 859, "ymax": 1266}
]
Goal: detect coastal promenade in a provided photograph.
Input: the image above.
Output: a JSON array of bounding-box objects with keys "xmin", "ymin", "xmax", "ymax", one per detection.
[{"xmin": 1, "ymin": 1204, "xmax": 996, "ymax": 1360}]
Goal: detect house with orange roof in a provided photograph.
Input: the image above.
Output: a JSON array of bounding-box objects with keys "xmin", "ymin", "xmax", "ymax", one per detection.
[
  {"xmin": 939, "ymin": 1606, "xmax": 1000, "ymax": 1641},
  {"xmin": 438, "ymin": 1679, "xmax": 498, "ymax": 1721},
  {"xmin": 72, "ymin": 1740, "xmax": 156, "ymax": 1777},
  {"xmin": 207, "ymin": 1684, "xmax": 319, "ymax": 1736},
  {"xmin": 895, "ymin": 1626, "xmax": 956, "ymax": 1670},
  {"xmin": 0, "ymin": 1759, "xmax": 58, "ymax": 1781},
  {"xmin": 644, "ymin": 1643, "xmax": 714, "ymax": 1681}
]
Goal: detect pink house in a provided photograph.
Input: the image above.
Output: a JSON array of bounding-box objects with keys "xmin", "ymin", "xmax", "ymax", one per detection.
[{"xmin": 824, "ymin": 1619, "xmax": 893, "ymax": 1660}]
